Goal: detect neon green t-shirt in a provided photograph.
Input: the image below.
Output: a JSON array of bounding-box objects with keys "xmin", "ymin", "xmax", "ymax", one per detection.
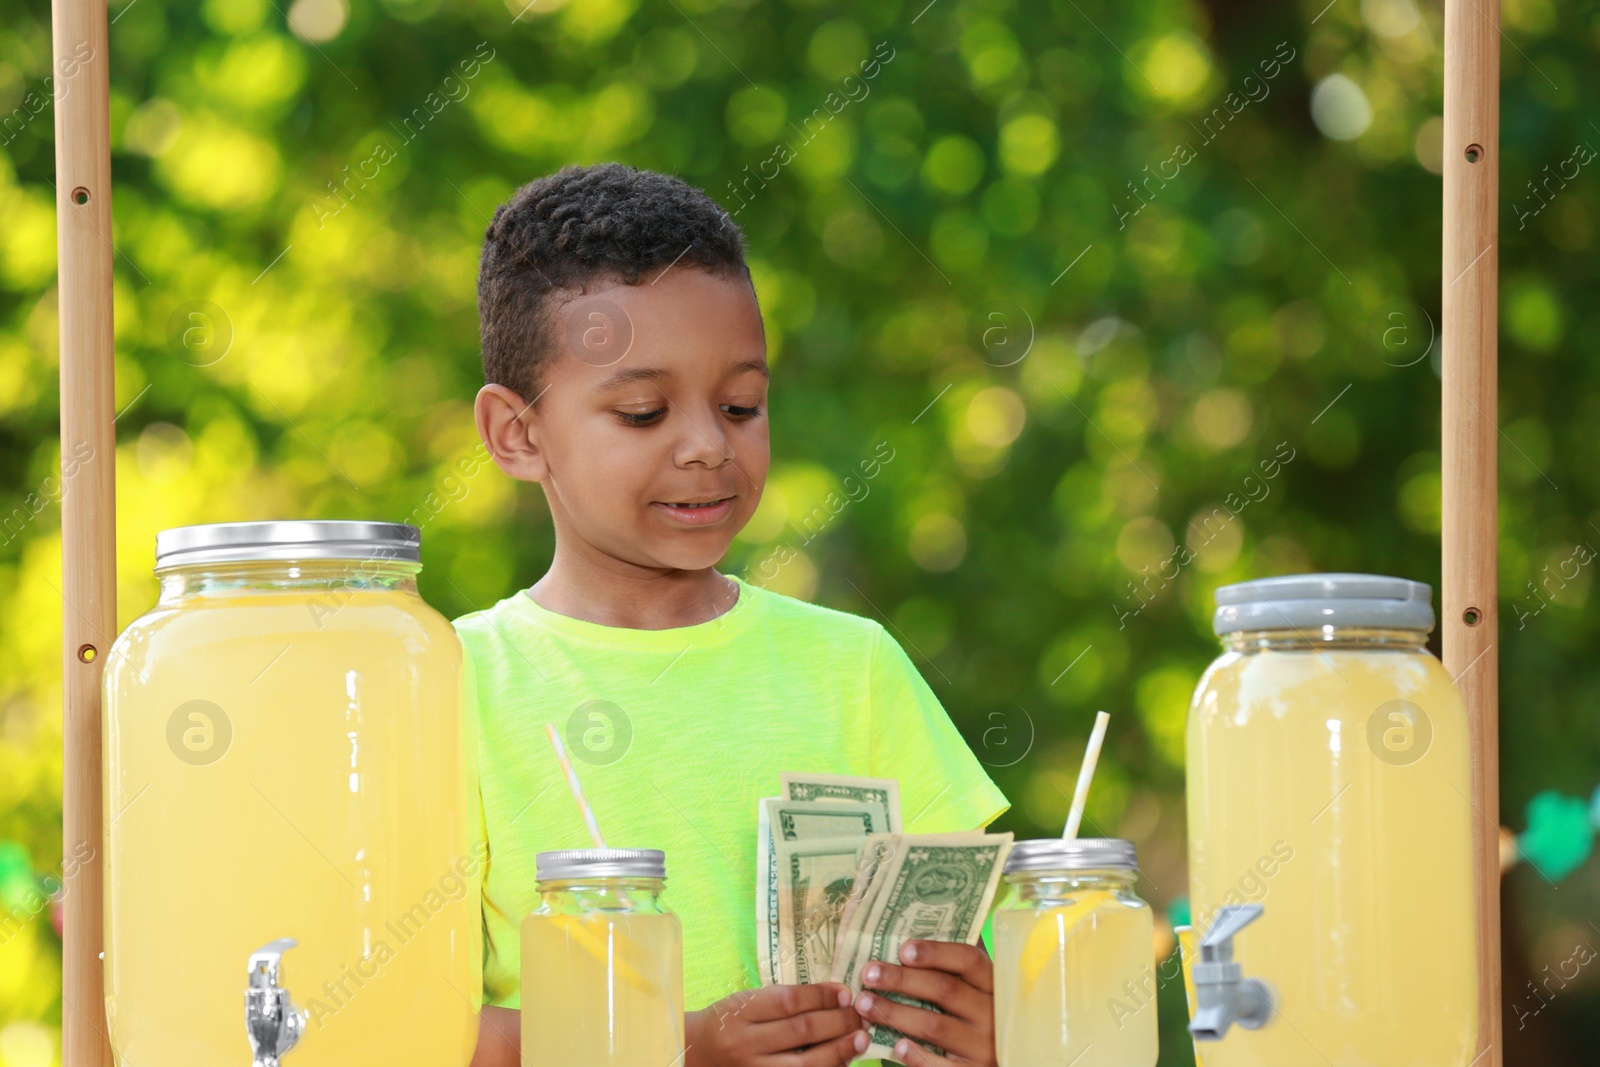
[{"xmin": 453, "ymin": 574, "xmax": 1011, "ymax": 1021}]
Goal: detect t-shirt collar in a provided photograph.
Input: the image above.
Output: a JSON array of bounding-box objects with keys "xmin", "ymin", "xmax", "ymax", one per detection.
[{"xmin": 506, "ymin": 573, "xmax": 761, "ymax": 650}]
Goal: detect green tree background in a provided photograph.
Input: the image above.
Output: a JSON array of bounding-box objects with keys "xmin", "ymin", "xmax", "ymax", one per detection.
[{"xmin": 1, "ymin": 0, "xmax": 1597, "ymax": 1061}]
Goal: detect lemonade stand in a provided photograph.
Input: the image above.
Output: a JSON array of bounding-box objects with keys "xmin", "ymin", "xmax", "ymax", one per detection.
[{"xmin": 50, "ymin": 0, "xmax": 1506, "ymax": 1063}]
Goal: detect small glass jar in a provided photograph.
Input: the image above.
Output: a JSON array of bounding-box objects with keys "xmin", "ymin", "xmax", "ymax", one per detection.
[
  {"xmin": 993, "ymin": 838, "xmax": 1158, "ymax": 1067},
  {"xmin": 522, "ymin": 848, "xmax": 684, "ymax": 1066},
  {"xmin": 102, "ymin": 520, "xmax": 480, "ymax": 1066},
  {"xmin": 1186, "ymin": 573, "xmax": 1476, "ymax": 1066}
]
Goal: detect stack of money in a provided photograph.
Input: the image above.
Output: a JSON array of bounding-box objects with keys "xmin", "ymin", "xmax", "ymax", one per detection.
[
  {"xmin": 757, "ymin": 773, "xmax": 902, "ymax": 987},
  {"xmin": 756, "ymin": 773, "xmax": 1013, "ymax": 1062}
]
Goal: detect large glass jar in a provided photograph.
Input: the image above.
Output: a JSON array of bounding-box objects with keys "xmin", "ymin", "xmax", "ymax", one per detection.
[
  {"xmin": 1185, "ymin": 573, "xmax": 1476, "ymax": 1065},
  {"xmin": 522, "ymin": 848, "xmax": 684, "ymax": 1066},
  {"xmin": 101, "ymin": 521, "xmax": 481, "ymax": 1066},
  {"xmin": 993, "ymin": 838, "xmax": 1158, "ymax": 1067}
]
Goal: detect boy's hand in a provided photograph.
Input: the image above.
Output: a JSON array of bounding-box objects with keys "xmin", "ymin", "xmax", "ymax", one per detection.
[
  {"xmin": 686, "ymin": 982, "xmax": 870, "ymax": 1067},
  {"xmin": 852, "ymin": 941, "xmax": 997, "ymax": 1066}
]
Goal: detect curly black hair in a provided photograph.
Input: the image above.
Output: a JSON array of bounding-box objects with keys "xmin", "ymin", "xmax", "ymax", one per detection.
[{"xmin": 477, "ymin": 162, "xmax": 754, "ymax": 403}]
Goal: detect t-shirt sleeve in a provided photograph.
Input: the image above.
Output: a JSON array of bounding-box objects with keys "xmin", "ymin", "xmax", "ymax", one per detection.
[{"xmin": 865, "ymin": 624, "xmax": 1011, "ymax": 835}]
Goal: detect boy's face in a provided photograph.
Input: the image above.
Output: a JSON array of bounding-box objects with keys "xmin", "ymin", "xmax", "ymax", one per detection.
[{"xmin": 479, "ymin": 267, "xmax": 770, "ymax": 574}]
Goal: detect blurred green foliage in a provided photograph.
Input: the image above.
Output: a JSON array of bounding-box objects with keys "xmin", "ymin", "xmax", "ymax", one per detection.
[{"xmin": 2, "ymin": 0, "xmax": 1599, "ymax": 1061}]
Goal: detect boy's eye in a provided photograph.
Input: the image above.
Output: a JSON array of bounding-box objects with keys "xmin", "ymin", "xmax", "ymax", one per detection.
[
  {"xmin": 722, "ymin": 404, "xmax": 763, "ymax": 419},
  {"xmin": 617, "ymin": 408, "xmax": 667, "ymax": 426}
]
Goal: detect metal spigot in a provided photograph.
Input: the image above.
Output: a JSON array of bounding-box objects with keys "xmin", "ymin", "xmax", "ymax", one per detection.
[
  {"xmin": 245, "ymin": 938, "xmax": 307, "ymax": 1066},
  {"xmin": 1188, "ymin": 905, "xmax": 1274, "ymax": 1041}
]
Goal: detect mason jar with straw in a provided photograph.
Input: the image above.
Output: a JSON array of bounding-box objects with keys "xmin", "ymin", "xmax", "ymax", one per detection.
[
  {"xmin": 521, "ymin": 724, "xmax": 685, "ymax": 1065},
  {"xmin": 992, "ymin": 712, "xmax": 1160, "ymax": 1066}
]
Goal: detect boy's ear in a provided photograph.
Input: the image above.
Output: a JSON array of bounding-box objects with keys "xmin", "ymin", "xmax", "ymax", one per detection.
[{"xmin": 475, "ymin": 383, "xmax": 549, "ymax": 483}]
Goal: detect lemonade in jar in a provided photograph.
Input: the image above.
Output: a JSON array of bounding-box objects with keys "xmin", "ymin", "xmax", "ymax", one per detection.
[
  {"xmin": 101, "ymin": 520, "xmax": 481, "ymax": 1066},
  {"xmin": 993, "ymin": 838, "xmax": 1157, "ymax": 1067},
  {"xmin": 522, "ymin": 848, "xmax": 685, "ymax": 1066},
  {"xmin": 1186, "ymin": 573, "xmax": 1477, "ymax": 1065}
]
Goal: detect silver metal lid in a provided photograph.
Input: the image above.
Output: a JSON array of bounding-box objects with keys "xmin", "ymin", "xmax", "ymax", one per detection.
[
  {"xmin": 153, "ymin": 520, "xmax": 421, "ymax": 573},
  {"xmin": 536, "ymin": 848, "xmax": 667, "ymax": 881},
  {"xmin": 1213, "ymin": 573, "xmax": 1434, "ymax": 635},
  {"xmin": 1003, "ymin": 837, "xmax": 1138, "ymax": 874}
]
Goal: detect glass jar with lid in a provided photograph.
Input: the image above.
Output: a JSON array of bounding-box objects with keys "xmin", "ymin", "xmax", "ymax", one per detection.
[
  {"xmin": 522, "ymin": 847, "xmax": 684, "ymax": 1065},
  {"xmin": 992, "ymin": 837, "xmax": 1158, "ymax": 1067},
  {"xmin": 101, "ymin": 520, "xmax": 481, "ymax": 1066},
  {"xmin": 1184, "ymin": 573, "xmax": 1476, "ymax": 1065}
]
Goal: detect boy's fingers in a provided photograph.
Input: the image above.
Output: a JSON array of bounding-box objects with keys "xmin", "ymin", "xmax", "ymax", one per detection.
[
  {"xmin": 779, "ymin": 1025, "xmax": 872, "ymax": 1067},
  {"xmin": 747, "ymin": 1006, "xmax": 866, "ymax": 1058},
  {"xmin": 742, "ymin": 982, "xmax": 855, "ymax": 1023},
  {"xmin": 898, "ymin": 940, "xmax": 994, "ymax": 994},
  {"xmin": 858, "ymin": 960, "xmax": 985, "ymax": 1025},
  {"xmin": 852, "ymin": 990, "xmax": 985, "ymax": 1061},
  {"xmin": 891, "ymin": 1035, "xmax": 959, "ymax": 1067}
]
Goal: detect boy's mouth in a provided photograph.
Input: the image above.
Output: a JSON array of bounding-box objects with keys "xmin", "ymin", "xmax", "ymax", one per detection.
[{"xmin": 651, "ymin": 497, "xmax": 735, "ymax": 526}]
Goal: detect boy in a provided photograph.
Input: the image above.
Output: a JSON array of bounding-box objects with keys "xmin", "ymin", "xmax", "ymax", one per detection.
[{"xmin": 456, "ymin": 162, "xmax": 1010, "ymax": 1067}]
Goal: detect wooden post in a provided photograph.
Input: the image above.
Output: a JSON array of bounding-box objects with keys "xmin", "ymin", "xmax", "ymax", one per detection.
[
  {"xmin": 52, "ymin": 0, "xmax": 116, "ymax": 1059},
  {"xmin": 1442, "ymin": 0, "xmax": 1502, "ymax": 1063}
]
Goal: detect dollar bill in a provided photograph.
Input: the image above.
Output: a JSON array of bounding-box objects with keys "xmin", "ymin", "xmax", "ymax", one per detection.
[
  {"xmin": 756, "ymin": 796, "xmax": 778, "ymax": 985},
  {"xmin": 774, "ymin": 834, "xmax": 873, "ymax": 984},
  {"xmin": 760, "ymin": 775, "xmax": 902, "ymax": 985},
  {"xmin": 831, "ymin": 832, "xmax": 1014, "ymax": 1062},
  {"xmin": 759, "ymin": 798, "xmax": 891, "ymax": 984},
  {"xmin": 780, "ymin": 773, "xmax": 902, "ymax": 832},
  {"xmin": 826, "ymin": 832, "xmax": 900, "ymax": 990}
]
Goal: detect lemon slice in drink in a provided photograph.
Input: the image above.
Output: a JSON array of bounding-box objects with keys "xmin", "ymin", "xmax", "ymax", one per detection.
[
  {"xmin": 1019, "ymin": 890, "xmax": 1117, "ymax": 987},
  {"xmin": 543, "ymin": 914, "xmax": 660, "ymax": 995}
]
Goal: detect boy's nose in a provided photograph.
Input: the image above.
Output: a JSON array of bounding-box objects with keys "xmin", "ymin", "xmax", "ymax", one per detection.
[{"xmin": 672, "ymin": 408, "xmax": 734, "ymax": 466}]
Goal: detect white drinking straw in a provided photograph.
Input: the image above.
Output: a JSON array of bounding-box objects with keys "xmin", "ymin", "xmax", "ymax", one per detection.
[
  {"xmin": 1062, "ymin": 711, "xmax": 1111, "ymax": 839},
  {"xmin": 545, "ymin": 722, "xmax": 608, "ymax": 849}
]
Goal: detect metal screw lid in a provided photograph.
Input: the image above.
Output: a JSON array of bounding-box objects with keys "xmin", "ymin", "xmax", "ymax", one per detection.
[
  {"xmin": 153, "ymin": 520, "xmax": 421, "ymax": 573},
  {"xmin": 536, "ymin": 848, "xmax": 667, "ymax": 881},
  {"xmin": 1003, "ymin": 837, "xmax": 1138, "ymax": 874},
  {"xmin": 1213, "ymin": 572, "xmax": 1434, "ymax": 636}
]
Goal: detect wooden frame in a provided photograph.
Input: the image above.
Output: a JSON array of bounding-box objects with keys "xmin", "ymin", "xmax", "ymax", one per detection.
[
  {"xmin": 53, "ymin": 0, "xmax": 115, "ymax": 1057},
  {"xmin": 1442, "ymin": 0, "xmax": 1503, "ymax": 1063},
  {"xmin": 50, "ymin": 0, "xmax": 1505, "ymax": 1063}
]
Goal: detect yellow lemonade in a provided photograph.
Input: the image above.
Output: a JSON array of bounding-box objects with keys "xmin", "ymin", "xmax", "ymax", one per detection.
[
  {"xmin": 103, "ymin": 567, "xmax": 480, "ymax": 1066},
  {"xmin": 1187, "ymin": 641, "xmax": 1478, "ymax": 1066},
  {"xmin": 521, "ymin": 910, "xmax": 685, "ymax": 1066},
  {"xmin": 995, "ymin": 888, "xmax": 1158, "ymax": 1067}
]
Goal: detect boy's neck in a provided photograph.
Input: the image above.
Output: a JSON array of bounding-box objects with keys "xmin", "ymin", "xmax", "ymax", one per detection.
[{"xmin": 526, "ymin": 554, "xmax": 739, "ymax": 630}]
